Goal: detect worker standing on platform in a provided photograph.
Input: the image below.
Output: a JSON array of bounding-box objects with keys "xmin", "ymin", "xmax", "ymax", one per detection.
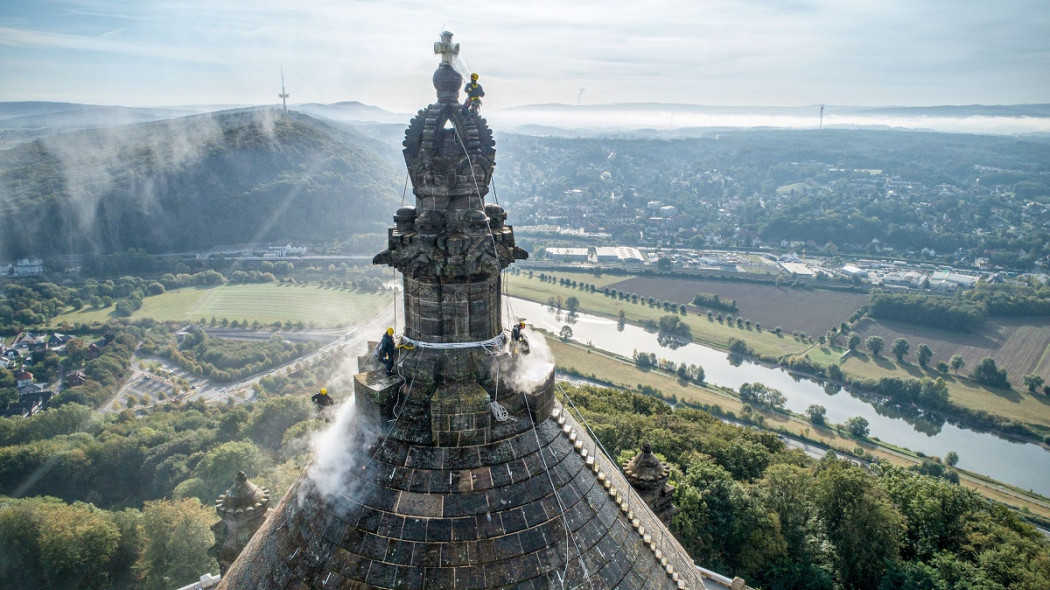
[
  {"xmin": 464, "ymin": 73, "xmax": 485, "ymax": 114},
  {"xmin": 377, "ymin": 328, "xmax": 397, "ymax": 376}
]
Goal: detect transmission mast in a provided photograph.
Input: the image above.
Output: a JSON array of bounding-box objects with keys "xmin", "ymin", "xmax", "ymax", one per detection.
[{"xmin": 279, "ymin": 67, "xmax": 290, "ymax": 113}]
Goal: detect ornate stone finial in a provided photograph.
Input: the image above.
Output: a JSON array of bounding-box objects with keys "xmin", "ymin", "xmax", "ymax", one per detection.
[
  {"xmin": 622, "ymin": 443, "xmax": 678, "ymax": 524},
  {"xmin": 432, "ymin": 31, "xmax": 463, "ymax": 103},
  {"xmin": 434, "ymin": 31, "xmax": 459, "ymax": 65},
  {"xmin": 624, "ymin": 442, "xmax": 669, "ymax": 492},
  {"xmin": 212, "ymin": 472, "xmax": 272, "ymax": 574}
]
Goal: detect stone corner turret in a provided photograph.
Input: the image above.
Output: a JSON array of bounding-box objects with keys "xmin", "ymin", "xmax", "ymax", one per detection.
[
  {"xmin": 623, "ymin": 442, "xmax": 678, "ymax": 524},
  {"xmin": 210, "ymin": 471, "xmax": 271, "ymax": 574}
]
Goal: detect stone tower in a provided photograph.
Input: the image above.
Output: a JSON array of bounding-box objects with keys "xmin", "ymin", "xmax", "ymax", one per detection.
[
  {"xmin": 217, "ymin": 33, "xmax": 707, "ymax": 589},
  {"xmin": 211, "ymin": 471, "xmax": 272, "ymax": 574}
]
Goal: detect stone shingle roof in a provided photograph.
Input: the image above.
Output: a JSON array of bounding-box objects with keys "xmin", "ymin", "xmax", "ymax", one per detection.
[{"xmin": 219, "ymin": 394, "xmax": 704, "ymax": 589}]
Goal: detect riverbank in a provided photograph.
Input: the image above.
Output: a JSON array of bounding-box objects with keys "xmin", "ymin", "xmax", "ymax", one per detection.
[
  {"xmin": 543, "ymin": 335, "xmax": 1050, "ymax": 526},
  {"xmin": 505, "ymin": 270, "xmax": 1050, "ymax": 445}
]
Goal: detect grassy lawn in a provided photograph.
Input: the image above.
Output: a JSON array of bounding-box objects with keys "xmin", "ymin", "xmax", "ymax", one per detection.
[
  {"xmin": 507, "ymin": 272, "xmax": 812, "ymax": 359},
  {"xmin": 58, "ymin": 284, "xmax": 393, "ymax": 327},
  {"xmin": 806, "ymin": 345, "xmax": 1050, "ymax": 433}
]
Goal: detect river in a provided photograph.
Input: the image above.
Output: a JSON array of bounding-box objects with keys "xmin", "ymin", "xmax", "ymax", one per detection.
[{"xmin": 506, "ymin": 297, "xmax": 1050, "ymax": 496}]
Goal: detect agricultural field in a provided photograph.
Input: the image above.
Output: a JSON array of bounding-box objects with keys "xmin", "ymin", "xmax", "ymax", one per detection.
[
  {"xmin": 609, "ymin": 275, "xmax": 868, "ymax": 337},
  {"xmin": 805, "ymin": 345, "xmax": 1050, "ymax": 434},
  {"xmin": 850, "ymin": 317, "xmax": 1050, "ymax": 386},
  {"xmin": 505, "ymin": 271, "xmax": 812, "ymax": 359},
  {"xmin": 58, "ymin": 283, "xmax": 393, "ymax": 327}
]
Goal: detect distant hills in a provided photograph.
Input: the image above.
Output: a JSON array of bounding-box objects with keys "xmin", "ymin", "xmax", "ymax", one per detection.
[
  {"xmin": 0, "ymin": 108, "xmax": 401, "ymax": 259},
  {"xmin": 501, "ymin": 102, "xmax": 1050, "ymax": 118}
]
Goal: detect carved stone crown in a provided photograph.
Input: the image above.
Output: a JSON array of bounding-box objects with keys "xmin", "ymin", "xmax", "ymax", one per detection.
[{"xmin": 402, "ymin": 103, "xmax": 496, "ymax": 215}]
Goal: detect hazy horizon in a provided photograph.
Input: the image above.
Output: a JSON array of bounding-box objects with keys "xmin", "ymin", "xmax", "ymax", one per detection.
[{"xmin": 1, "ymin": 1, "xmax": 1048, "ymax": 114}]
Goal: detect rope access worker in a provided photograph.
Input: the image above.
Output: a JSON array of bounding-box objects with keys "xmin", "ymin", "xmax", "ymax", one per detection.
[
  {"xmin": 510, "ymin": 321, "xmax": 529, "ymax": 355},
  {"xmin": 311, "ymin": 388, "xmax": 333, "ymax": 411},
  {"xmin": 463, "ymin": 73, "xmax": 485, "ymax": 115},
  {"xmin": 377, "ymin": 328, "xmax": 397, "ymax": 376}
]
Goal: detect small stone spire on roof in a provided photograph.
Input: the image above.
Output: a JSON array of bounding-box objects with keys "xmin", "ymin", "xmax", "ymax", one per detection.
[
  {"xmin": 623, "ymin": 442, "xmax": 678, "ymax": 524},
  {"xmin": 211, "ymin": 471, "xmax": 271, "ymax": 574}
]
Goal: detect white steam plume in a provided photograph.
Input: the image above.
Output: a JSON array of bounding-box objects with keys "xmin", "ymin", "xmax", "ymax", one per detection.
[
  {"xmin": 301, "ymin": 345, "xmax": 377, "ymax": 502},
  {"xmin": 502, "ymin": 329, "xmax": 555, "ymax": 394}
]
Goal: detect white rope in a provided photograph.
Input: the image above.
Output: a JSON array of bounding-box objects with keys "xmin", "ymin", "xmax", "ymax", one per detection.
[
  {"xmin": 489, "ymin": 400, "xmax": 514, "ymax": 422},
  {"xmin": 400, "ymin": 332, "xmax": 506, "ymax": 353}
]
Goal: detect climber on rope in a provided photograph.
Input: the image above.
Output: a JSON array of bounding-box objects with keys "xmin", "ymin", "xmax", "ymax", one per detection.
[
  {"xmin": 311, "ymin": 387, "xmax": 333, "ymax": 409},
  {"xmin": 463, "ymin": 73, "xmax": 485, "ymax": 115},
  {"xmin": 376, "ymin": 328, "xmax": 397, "ymax": 376},
  {"xmin": 510, "ymin": 321, "xmax": 530, "ymax": 355}
]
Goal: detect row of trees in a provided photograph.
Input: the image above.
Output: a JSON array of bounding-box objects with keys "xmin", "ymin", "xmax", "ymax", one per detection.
[{"xmin": 869, "ymin": 292, "xmax": 987, "ymax": 332}]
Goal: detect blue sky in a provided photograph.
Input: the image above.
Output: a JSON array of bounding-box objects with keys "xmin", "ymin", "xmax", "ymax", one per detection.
[{"xmin": 1, "ymin": 0, "xmax": 1048, "ymax": 111}]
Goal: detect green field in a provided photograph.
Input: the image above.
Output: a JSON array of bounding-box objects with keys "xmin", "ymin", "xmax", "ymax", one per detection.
[
  {"xmin": 507, "ymin": 271, "xmax": 813, "ymax": 359},
  {"xmin": 806, "ymin": 345, "xmax": 1050, "ymax": 434},
  {"xmin": 508, "ymin": 270, "xmax": 1050, "ymax": 438},
  {"xmin": 58, "ymin": 284, "xmax": 393, "ymax": 327}
]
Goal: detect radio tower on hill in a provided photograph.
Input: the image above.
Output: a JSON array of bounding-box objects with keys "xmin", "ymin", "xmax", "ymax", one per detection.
[{"xmin": 279, "ymin": 67, "xmax": 290, "ymax": 113}]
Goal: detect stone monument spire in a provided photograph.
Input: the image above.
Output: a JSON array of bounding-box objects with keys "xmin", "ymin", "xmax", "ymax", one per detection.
[{"xmin": 216, "ymin": 33, "xmax": 707, "ymax": 589}]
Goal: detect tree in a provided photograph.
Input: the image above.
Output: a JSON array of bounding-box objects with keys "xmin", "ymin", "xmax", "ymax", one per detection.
[
  {"xmin": 806, "ymin": 404, "xmax": 827, "ymax": 426},
  {"xmin": 65, "ymin": 337, "xmax": 88, "ymax": 367},
  {"xmin": 559, "ymin": 325, "xmax": 573, "ymax": 341},
  {"xmin": 892, "ymin": 338, "xmax": 910, "ymax": 362},
  {"xmin": 656, "ymin": 314, "xmax": 692, "ymax": 348},
  {"xmin": 847, "ymin": 332, "xmax": 861, "ymax": 351},
  {"xmin": 138, "ymin": 499, "xmax": 219, "ymax": 590},
  {"xmin": 945, "ymin": 451, "xmax": 959, "ymax": 467},
  {"xmin": 916, "ymin": 343, "xmax": 933, "ymax": 368},
  {"xmin": 739, "ymin": 382, "xmax": 786, "ymax": 410},
  {"xmin": 845, "ymin": 416, "xmax": 869, "ymax": 438},
  {"xmin": 1023, "ymin": 374, "xmax": 1045, "ymax": 393},
  {"xmin": 565, "ymin": 296, "xmax": 580, "ymax": 314},
  {"xmin": 813, "ymin": 460, "xmax": 903, "ymax": 590},
  {"xmin": 970, "ymin": 357, "xmax": 1009, "ymax": 389},
  {"xmin": 865, "ymin": 336, "xmax": 884, "ymax": 356},
  {"xmin": 949, "ymin": 355, "xmax": 965, "ymax": 374}
]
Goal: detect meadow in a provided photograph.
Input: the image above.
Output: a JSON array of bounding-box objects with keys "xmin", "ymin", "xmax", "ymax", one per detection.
[
  {"xmin": 850, "ymin": 316, "xmax": 1050, "ymax": 388},
  {"xmin": 58, "ymin": 283, "xmax": 393, "ymax": 327}
]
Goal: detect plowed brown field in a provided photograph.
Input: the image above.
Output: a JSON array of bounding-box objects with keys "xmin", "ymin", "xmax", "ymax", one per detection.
[{"xmin": 611, "ymin": 276, "xmax": 868, "ymax": 337}]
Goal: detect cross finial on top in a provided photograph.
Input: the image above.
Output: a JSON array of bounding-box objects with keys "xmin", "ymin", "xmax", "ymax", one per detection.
[{"xmin": 434, "ymin": 31, "xmax": 459, "ymax": 65}]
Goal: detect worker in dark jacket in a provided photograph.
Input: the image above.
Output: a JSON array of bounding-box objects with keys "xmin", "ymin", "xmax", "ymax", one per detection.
[
  {"xmin": 510, "ymin": 321, "xmax": 529, "ymax": 355},
  {"xmin": 463, "ymin": 73, "xmax": 485, "ymax": 114},
  {"xmin": 377, "ymin": 328, "xmax": 396, "ymax": 376},
  {"xmin": 311, "ymin": 388, "xmax": 333, "ymax": 410}
]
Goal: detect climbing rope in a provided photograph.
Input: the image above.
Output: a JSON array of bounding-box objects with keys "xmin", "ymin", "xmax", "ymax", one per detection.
[{"xmin": 399, "ymin": 332, "xmax": 506, "ymax": 352}]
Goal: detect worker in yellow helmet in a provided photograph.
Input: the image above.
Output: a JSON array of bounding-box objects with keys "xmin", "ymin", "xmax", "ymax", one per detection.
[
  {"xmin": 311, "ymin": 387, "xmax": 333, "ymax": 410},
  {"xmin": 377, "ymin": 327, "xmax": 396, "ymax": 376},
  {"xmin": 510, "ymin": 320, "xmax": 529, "ymax": 355},
  {"xmin": 463, "ymin": 72, "xmax": 485, "ymax": 115}
]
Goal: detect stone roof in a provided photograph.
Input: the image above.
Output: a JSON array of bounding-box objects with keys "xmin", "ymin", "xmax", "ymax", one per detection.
[{"xmin": 218, "ymin": 398, "xmax": 705, "ymax": 589}]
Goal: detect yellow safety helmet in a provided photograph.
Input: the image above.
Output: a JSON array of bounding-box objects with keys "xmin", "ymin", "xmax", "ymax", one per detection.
[
  {"xmin": 519, "ymin": 321, "xmax": 526, "ymax": 328},
  {"xmin": 386, "ymin": 327, "xmax": 394, "ymax": 335},
  {"xmin": 320, "ymin": 388, "xmax": 327, "ymax": 395},
  {"xmin": 471, "ymin": 73, "xmax": 479, "ymax": 81}
]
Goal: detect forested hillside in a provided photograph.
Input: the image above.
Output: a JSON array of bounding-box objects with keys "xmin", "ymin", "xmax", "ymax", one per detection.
[{"xmin": 0, "ymin": 109, "xmax": 401, "ymax": 259}]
